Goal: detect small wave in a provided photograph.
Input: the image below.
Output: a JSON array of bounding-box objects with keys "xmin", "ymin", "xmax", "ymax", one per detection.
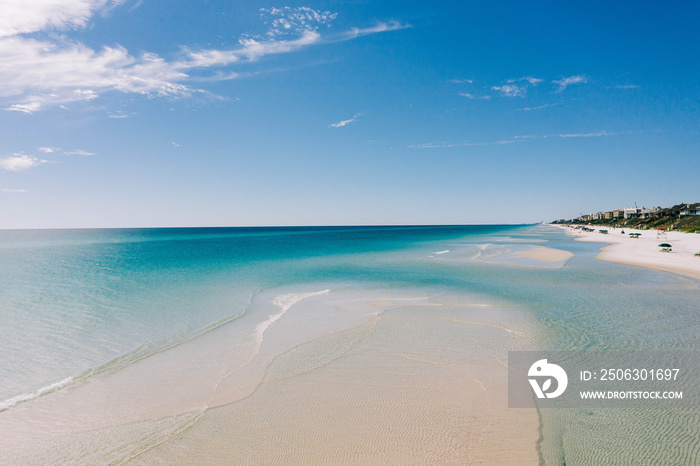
[
  {"xmin": 255, "ymin": 290, "xmax": 330, "ymax": 345},
  {"xmin": 472, "ymin": 243, "xmax": 492, "ymax": 259},
  {"xmin": 433, "ymin": 250, "xmax": 450, "ymax": 255},
  {"xmin": 0, "ymin": 375, "xmax": 75, "ymax": 412}
]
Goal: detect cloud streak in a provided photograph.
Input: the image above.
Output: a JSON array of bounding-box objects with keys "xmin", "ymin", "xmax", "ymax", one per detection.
[
  {"xmin": 553, "ymin": 75, "xmax": 589, "ymax": 91},
  {"xmin": 329, "ymin": 113, "xmax": 362, "ymax": 128},
  {"xmin": 63, "ymin": 149, "xmax": 95, "ymax": 156},
  {"xmin": 459, "ymin": 93, "xmax": 490, "ymax": 100},
  {"xmin": 411, "ymin": 130, "xmax": 618, "ymax": 149}
]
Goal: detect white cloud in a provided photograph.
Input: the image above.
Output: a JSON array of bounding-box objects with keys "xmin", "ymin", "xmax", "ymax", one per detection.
[
  {"xmin": 492, "ymin": 84, "xmax": 525, "ymax": 97},
  {"xmin": 339, "ymin": 21, "xmax": 410, "ymax": 41},
  {"xmin": 507, "ymin": 76, "xmax": 543, "ymax": 85},
  {"xmin": 260, "ymin": 7, "xmax": 337, "ymax": 38},
  {"xmin": 329, "ymin": 113, "xmax": 362, "ymax": 128},
  {"xmin": 5, "ymin": 101, "xmax": 43, "ymax": 113},
  {"xmin": 1, "ymin": 3, "xmax": 407, "ymax": 112},
  {"xmin": 553, "ymin": 75, "xmax": 589, "ymax": 91},
  {"xmin": 2, "ymin": 188, "xmax": 27, "ymax": 193},
  {"xmin": 518, "ymin": 103, "xmax": 560, "ymax": 111},
  {"xmin": 0, "ymin": 0, "xmax": 127, "ymax": 38},
  {"xmin": 38, "ymin": 146, "xmax": 60, "ymax": 153},
  {"xmin": 0, "ymin": 36, "xmax": 191, "ymax": 112},
  {"xmin": 449, "ymin": 79, "xmax": 473, "ymax": 84},
  {"xmin": 0, "ymin": 154, "xmax": 47, "ymax": 171},
  {"xmin": 63, "ymin": 149, "xmax": 95, "ymax": 156},
  {"xmin": 615, "ymin": 84, "xmax": 640, "ymax": 89},
  {"xmin": 459, "ymin": 93, "xmax": 490, "ymax": 100}
]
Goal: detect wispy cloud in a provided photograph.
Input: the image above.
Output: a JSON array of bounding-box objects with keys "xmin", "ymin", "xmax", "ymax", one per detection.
[
  {"xmin": 411, "ymin": 130, "xmax": 618, "ymax": 149},
  {"xmin": 614, "ymin": 84, "xmax": 640, "ymax": 90},
  {"xmin": 514, "ymin": 131, "xmax": 615, "ymax": 140},
  {"xmin": 108, "ymin": 113, "xmax": 129, "ymax": 118},
  {"xmin": 459, "ymin": 93, "xmax": 490, "ymax": 100},
  {"xmin": 2, "ymin": 188, "xmax": 28, "ymax": 193},
  {"xmin": 259, "ymin": 6, "xmax": 337, "ymax": 39},
  {"xmin": 553, "ymin": 75, "xmax": 589, "ymax": 92},
  {"xmin": 329, "ymin": 113, "xmax": 362, "ymax": 128},
  {"xmin": 448, "ymin": 79, "xmax": 473, "ymax": 84},
  {"xmin": 0, "ymin": 0, "xmax": 127, "ymax": 37},
  {"xmin": 0, "ymin": 154, "xmax": 47, "ymax": 171},
  {"xmin": 517, "ymin": 102, "xmax": 561, "ymax": 111},
  {"xmin": 492, "ymin": 84, "xmax": 526, "ymax": 97},
  {"xmin": 558, "ymin": 131, "xmax": 614, "ymax": 138},
  {"xmin": 6, "ymin": 101, "xmax": 43, "ymax": 114},
  {"xmin": 409, "ymin": 140, "xmax": 513, "ymax": 149},
  {"xmin": 0, "ymin": 3, "xmax": 408, "ymax": 113},
  {"xmin": 38, "ymin": 146, "xmax": 60, "ymax": 153},
  {"xmin": 507, "ymin": 76, "xmax": 543, "ymax": 85},
  {"xmin": 63, "ymin": 149, "xmax": 95, "ymax": 156},
  {"xmin": 338, "ymin": 21, "xmax": 410, "ymax": 41},
  {"xmin": 489, "ymin": 77, "xmax": 543, "ymax": 98},
  {"xmin": 513, "ymin": 134, "xmax": 549, "ymax": 140}
]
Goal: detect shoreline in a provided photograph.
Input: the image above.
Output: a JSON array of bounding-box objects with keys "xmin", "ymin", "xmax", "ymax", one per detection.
[
  {"xmin": 0, "ymin": 286, "xmax": 540, "ymax": 464},
  {"xmin": 555, "ymin": 224, "xmax": 700, "ymax": 280}
]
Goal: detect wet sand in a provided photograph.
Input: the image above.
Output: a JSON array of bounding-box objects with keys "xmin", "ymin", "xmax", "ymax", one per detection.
[
  {"xmin": 0, "ymin": 289, "xmax": 541, "ymax": 465},
  {"xmin": 136, "ymin": 298, "xmax": 540, "ymax": 465}
]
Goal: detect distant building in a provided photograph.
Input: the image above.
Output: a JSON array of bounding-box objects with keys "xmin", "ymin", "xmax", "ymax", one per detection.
[
  {"xmin": 669, "ymin": 204, "xmax": 688, "ymax": 216},
  {"xmin": 639, "ymin": 207, "xmax": 658, "ymax": 218},
  {"xmin": 623, "ymin": 207, "xmax": 640, "ymax": 219},
  {"xmin": 680, "ymin": 203, "xmax": 700, "ymax": 216}
]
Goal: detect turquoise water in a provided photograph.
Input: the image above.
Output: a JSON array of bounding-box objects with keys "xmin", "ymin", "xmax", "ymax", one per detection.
[
  {"xmin": 1, "ymin": 224, "xmax": 699, "ymax": 463},
  {"xmin": 0, "ymin": 225, "xmax": 516, "ymax": 403}
]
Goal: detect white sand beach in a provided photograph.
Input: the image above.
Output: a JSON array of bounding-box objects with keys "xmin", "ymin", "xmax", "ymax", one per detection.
[
  {"xmin": 518, "ymin": 246, "xmax": 575, "ymax": 263},
  {"xmin": 558, "ymin": 225, "xmax": 700, "ymax": 279}
]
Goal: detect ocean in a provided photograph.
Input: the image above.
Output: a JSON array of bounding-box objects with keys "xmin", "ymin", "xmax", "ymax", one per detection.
[{"xmin": 1, "ymin": 224, "xmax": 698, "ymax": 463}]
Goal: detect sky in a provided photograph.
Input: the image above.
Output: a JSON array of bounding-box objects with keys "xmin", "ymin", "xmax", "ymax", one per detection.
[{"xmin": 0, "ymin": 0, "xmax": 698, "ymax": 228}]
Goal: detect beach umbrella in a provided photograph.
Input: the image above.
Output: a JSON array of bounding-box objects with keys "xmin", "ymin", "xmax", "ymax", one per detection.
[{"xmin": 658, "ymin": 243, "xmax": 672, "ymax": 248}]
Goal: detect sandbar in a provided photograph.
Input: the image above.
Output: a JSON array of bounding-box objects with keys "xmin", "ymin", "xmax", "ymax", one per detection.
[{"xmin": 518, "ymin": 246, "xmax": 575, "ymax": 262}]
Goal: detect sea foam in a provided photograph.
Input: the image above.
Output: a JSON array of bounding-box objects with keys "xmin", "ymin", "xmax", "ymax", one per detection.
[
  {"xmin": 254, "ymin": 290, "xmax": 330, "ymax": 345},
  {"xmin": 0, "ymin": 376, "xmax": 75, "ymax": 412}
]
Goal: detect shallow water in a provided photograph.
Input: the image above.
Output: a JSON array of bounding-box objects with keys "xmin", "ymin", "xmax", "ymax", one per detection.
[{"xmin": 0, "ymin": 224, "xmax": 698, "ymax": 464}]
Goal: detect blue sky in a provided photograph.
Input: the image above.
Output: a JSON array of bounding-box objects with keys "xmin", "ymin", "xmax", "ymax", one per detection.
[{"xmin": 0, "ymin": 0, "xmax": 698, "ymax": 228}]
